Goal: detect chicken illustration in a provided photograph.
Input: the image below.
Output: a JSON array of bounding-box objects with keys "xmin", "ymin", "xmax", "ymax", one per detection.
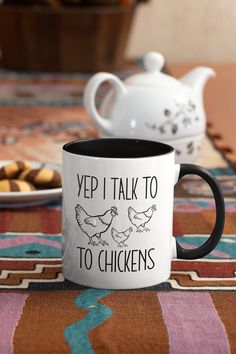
[
  {"xmin": 128, "ymin": 205, "xmax": 156, "ymax": 232},
  {"xmin": 75, "ymin": 204, "xmax": 118, "ymax": 246},
  {"xmin": 111, "ymin": 227, "xmax": 133, "ymax": 247}
]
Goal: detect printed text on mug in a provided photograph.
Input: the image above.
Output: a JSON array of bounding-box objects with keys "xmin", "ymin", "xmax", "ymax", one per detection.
[{"xmin": 77, "ymin": 174, "xmax": 158, "ymax": 200}]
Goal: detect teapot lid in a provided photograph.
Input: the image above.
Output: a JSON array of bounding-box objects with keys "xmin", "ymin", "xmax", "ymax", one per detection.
[{"xmin": 125, "ymin": 52, "xmax": 180, "ymax": 88}]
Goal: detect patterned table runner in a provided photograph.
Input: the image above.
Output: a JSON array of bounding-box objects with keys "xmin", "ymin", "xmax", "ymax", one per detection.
[{"xmin": 0, "ymin": 68, "xmax": 235, "ymax": 354}]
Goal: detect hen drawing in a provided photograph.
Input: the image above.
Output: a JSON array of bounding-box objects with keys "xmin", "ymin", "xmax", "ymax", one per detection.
[
  {"xmin": 128, "ymin": 205, "xmax": 156, "ymax": 232},
  {"xmin": 111, "ymin": 227, "xmax": 133, "ymax": 247},
  {"xmin": 75, "ymin": 204, "xmax": 118, "ymax": 246}
]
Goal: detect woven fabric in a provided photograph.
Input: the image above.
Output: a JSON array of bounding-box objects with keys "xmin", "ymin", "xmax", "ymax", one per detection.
[{"xmin": 0, "ymin": 69, "xmax": 235, "ymax": 354}]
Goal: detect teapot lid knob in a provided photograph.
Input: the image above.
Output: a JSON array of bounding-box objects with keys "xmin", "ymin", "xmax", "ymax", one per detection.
[{"xmin": 144, "ymin": 52, "xmax": 165, "ymax": 73}]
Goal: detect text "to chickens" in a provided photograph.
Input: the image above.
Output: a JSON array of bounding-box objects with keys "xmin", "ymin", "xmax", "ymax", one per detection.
[{"xmin": 76, "ymin": 246, "xmax": 156, "ymax": 273}]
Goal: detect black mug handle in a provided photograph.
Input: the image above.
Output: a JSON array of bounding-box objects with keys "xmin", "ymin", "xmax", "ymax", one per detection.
[{"xmin": 175, "ymin": 164, "xmax": 225, "ymax": 259}]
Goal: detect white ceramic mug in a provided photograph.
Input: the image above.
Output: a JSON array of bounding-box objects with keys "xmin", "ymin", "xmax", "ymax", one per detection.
[{"xmin": 62, "ymin": 138, "xmax": 224, "ymax": 289}]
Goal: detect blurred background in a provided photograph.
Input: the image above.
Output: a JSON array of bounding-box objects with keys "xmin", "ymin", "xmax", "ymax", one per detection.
[
  {"xmin": 127, "ymin": 0, "xmax": 236, "ymax": 63},
  {"xmin": 1, "ymin": 0, "xmax": 236, "ymax": 70},
  {"xmin": 0, "ymin": 0, "xmax": 235, "ymax": 168}
]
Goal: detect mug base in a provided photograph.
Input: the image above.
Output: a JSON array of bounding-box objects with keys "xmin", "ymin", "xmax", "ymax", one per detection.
[{"xmin": 63, "ymin": 271, "xmax": 171, "ymax": 290}]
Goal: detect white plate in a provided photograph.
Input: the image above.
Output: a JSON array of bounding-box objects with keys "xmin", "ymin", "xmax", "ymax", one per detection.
[{"xmin": 0, "ymin": 160, "xmax": 62, "ymax": 208}]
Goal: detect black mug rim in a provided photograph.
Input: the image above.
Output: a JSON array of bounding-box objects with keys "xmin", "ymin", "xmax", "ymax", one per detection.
[{"xmin": 63, "ymin": 138, "xmax": 174, "ymax": 159}]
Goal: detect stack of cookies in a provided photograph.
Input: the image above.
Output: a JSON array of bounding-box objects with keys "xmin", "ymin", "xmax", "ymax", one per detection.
[{"xmin": 0, "ymin": 161, "xmax": 62, "ymax": 192}]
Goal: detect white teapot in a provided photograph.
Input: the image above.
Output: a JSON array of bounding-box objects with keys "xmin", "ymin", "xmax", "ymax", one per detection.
[{"xmin": 84, "ymin": 52, "xmax": 215, "ymax": 162}]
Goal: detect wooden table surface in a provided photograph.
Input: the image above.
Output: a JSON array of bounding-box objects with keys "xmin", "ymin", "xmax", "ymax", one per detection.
[{"xmin": 171, "ymin": 64, "xmax": 236, "ymax": 165}]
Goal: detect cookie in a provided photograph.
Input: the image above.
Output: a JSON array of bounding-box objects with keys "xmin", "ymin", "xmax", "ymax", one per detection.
[
  {"xmin": 0, "ymin": 179, "xmax": 35, "ymax": 192},
  {"xmin": 0, "ymin": 161, "xmax": 31, "ymax": 180},
  {"xmin": 19, "ymin": 168, "xmax": 62, "ymax": 188}
]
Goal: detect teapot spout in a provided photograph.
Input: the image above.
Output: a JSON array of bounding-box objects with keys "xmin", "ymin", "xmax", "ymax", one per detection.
[{"xmin": 180, "ymin": 67, "xmax": 216, "ymax": 99}]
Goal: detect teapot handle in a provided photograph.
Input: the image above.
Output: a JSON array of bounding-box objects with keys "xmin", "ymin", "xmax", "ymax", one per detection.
[{"xmin": 83, "ymin": 73, "xmax": 127, "ymax": 136}]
